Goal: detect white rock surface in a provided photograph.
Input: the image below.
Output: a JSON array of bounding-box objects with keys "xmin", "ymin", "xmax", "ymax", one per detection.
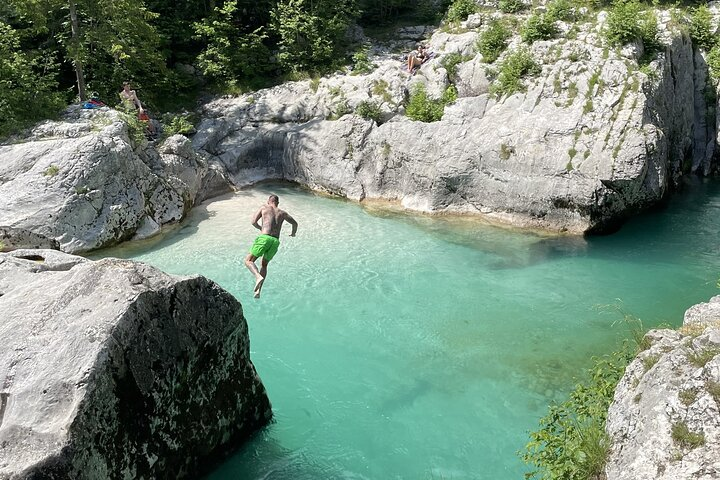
[
  {"xmin": 0, "ymin": 108, "xmax": 218, "ymax": 253},
  {"xmin": 606, "ymin": 296, "xmax": 720, "ymax": 479},
  {"xmin": 0, "ymin": 250, "xmax": 272, "ymax": 479},
  {"xmin": 191, "ymin": 11, "xmax": 719, "ymax": 234}
]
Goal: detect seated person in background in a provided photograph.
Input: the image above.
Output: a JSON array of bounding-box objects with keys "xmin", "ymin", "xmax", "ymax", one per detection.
[
  {"xmin": 119, "ymin": 81, "xmax": 156, "ymax": 135},
  {"xmin": 407, "ymin": 44, "xmax": 427, "ymax": 73}
]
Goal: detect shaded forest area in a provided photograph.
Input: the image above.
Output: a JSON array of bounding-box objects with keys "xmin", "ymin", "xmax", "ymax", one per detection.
[{"xmin": 0, "ymin": 0, "xmax": 444, "ymax": 136}]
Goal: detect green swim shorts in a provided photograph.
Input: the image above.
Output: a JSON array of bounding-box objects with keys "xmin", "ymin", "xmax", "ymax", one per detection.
[{"xmin": 249, "ymin": 234, "xmax": 280, "ymax": 261}]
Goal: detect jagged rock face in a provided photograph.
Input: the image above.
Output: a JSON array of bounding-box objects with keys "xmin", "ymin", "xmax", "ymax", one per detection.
[
  {"xmin": 0, "ymin": 250, "xmax": 272, "ymax": 479},
  {"xmin": 605, "ymin": 296, "xmax": 720, "ymax": 480},
  {"xmin": 192, "ymin": 11, "xmax": 719, "ymax": 234},
  {"xmin": 0, "ymin": 108, "xmax": 215, "ymax": 253}
]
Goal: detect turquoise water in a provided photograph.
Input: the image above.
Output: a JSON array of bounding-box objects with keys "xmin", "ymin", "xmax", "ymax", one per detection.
[{"xmin": 95, "ymin": 179, "xmax": 720, "ymax": 479}]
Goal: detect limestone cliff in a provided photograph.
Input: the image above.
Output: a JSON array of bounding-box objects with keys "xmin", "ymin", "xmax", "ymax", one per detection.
[
  {"xmin": 1, "ymin": 6, "xmax": 719, "ymax": 250},
  {"xmin": 0, "ymin": 250, "xmax": 272, "ymax": 479},
  {"xmin": 192, "ymin": 7, "xmax": 719, "ymax": 233}
]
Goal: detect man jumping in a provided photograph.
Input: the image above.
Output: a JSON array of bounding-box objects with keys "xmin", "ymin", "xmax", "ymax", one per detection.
[{"xmin": 245, "ymin": 194, "xmax": 298, "ymax": 298}]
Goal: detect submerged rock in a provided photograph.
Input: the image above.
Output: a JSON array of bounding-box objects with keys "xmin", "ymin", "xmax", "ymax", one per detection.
[
  {"xmin": 0, "ymin": 250, "xmax": 272, "ymax": 479},
  {"xmin": 605, "ymin": 296, "xmax": 720, "ymax": 479}
]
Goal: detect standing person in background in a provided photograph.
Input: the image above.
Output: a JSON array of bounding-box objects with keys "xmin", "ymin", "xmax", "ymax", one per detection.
[
  {"xmin": 245, "ymin": 194, "xmax": 298, "ymax": 298},
  {"xmin": 119, "ymin": 81, "xmax": 156, "ymax": 135}
]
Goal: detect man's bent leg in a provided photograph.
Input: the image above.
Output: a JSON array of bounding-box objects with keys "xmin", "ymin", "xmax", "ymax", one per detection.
[
  {"xmin": 255, "ymin": 258, "xmax": 270, "ymax": 298},
  {"xmin": 245, "ymin": 254, "xmax": 264, "ymax": 294}
]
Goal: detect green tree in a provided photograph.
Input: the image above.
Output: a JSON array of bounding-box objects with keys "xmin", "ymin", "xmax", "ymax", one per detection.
[
  {"xmin": 9, "ymin": 0, "xmax": 166, "ymax": 105},
  {"xmin": 0, "ymin": 21, "xmax": 65, "ymax": 136},
  {"xmin": 271, "ymin": 0, "xmax": 359, "ymax": 73},
  {"xmin": 193, "ymin": 0, "xmax": 271, "ymax": 87}
]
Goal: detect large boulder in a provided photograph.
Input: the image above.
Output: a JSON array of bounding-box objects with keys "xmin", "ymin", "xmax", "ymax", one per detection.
[
  {"xmin": 0, "ymin": 108, "xmax": 220, "ymax": 253},
  {"xmin": 0, "ymin": 250, "xmax": 272, "ymax": 479},
  {"xmin": 605, "ymin": 296, "xmax": 720, "ymax": 479}
]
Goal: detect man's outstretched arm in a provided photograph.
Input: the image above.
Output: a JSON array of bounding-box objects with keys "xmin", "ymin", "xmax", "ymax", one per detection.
[
  {"xmin": 251, "ymin": 209, "xmax": 263, "ymax": 230},
  {"xmin": 285, "ymin": 214, "xmax": 298, "ymax": 236}
]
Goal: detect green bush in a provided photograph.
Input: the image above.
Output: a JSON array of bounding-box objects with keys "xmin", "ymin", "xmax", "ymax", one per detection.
[
  {"xmin": 352, "ymin": 45, "xmax": 376, "ymax": 75},
  {"xmin": 161, "ymin": 113, "xmax": 195, "ymax": 136},
  {"xmin": 477, "ymin": 20, "xmax": 511, "ymax": 63},
  {"xmin": 639, "ymin": 11, "xmax": 660, "ymax": 53},
  {"xmin": 118, "ymin": 109, "xmax": 149, "ymax": 146},
  {"xmin": 441, "ymin": 84, "xmax": 458, "ymax": 104},
  {"xmin": 445, "ymin": 0, "xmax": 477, "ymax": 22},
  {"xmin": 707, "ymin": 45, "xmax": 720, "ymax": 84},
  {"xmin": 547, "ymin": 0, "xmax": 575, "ymax": 22},
  {"xmin": 521, "ymin": 347, "xmax": 635, "ymax": 480},
  {"xmin": 355, "ymin": 100, "xmax": 383, "ymax": 124},
  {"xmin": 405, "ymin": 84, "xmax": 456, "ymax": 122},
  {"xmin": 499, "ymin": 0, "xmax": 525, "ymax": 14},
  {"xmin": 604, "ymin": 0, "xmax": 660, "ymax": 61},
  {"xmin": 689, "ymin": 5, "xmax": 717, "ymax": 51},
  {"xmin": 490, "ymin": 48, "xmax": 541, "ymax": 97},
  {"xmin": 605, "ymin": 0, "xmax": 642, "ymax": 46},
  {"xmin": 521, "ymin": 12, "xmax": 559, "ymax": 43},
  {"xmin": 441, "ymin": 52, "xmax": 470, "ymax": 77}
]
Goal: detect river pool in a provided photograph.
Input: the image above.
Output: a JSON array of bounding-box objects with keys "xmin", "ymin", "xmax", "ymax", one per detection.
[{"xmin": 95, "ymin": 179, "xmax": 720, "ymax": 479}]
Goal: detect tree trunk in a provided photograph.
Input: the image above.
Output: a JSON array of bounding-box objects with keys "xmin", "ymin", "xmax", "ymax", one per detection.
[{"xmin": 68, "ymin": 0, "xmax": 87, "ymax": 101}]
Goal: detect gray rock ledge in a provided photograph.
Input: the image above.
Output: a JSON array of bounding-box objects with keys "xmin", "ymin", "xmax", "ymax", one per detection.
[
  {"xmin": 0, "ymin": 250, "xmax": 272, "ymax": 479},
  {"xmin": 606, "ymin": 295, "xmax": 720, "ymax": 479}
]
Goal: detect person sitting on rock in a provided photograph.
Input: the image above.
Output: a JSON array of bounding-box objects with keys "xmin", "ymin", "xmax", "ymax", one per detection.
[
  {"xmin": 119, "ymin": 81, "xmax": 156, "ymax": 136},
  {"xmin": 407, "ymin": 44, "xmax": 427, "ymax": 73}
]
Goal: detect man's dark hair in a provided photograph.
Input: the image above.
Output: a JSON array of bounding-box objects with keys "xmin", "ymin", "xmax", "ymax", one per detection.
[{"xmin": 269, "ymin": 194, "xmax": 279, "ymax": 205}]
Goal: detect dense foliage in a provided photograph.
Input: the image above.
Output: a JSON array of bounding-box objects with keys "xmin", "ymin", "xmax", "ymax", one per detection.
[
  {"xmin": 0, "ymin": 22, "xmax": 65, "ymax": 136},
  {"xmin": 445, "ymin": 0, "xmax": 477, "ymax": 23},
  {"xmin": 0, "ymin": 0, "xmax": 368, "ymax": 136},
  {"xmin": 405, "ymin": 84, "xmax": 456, "ymax": 122},
  {"xmin": 477, "ymin": 20, "xmax": 511, "ymax": 63},
  {"xmin": 521, "ymin": 12, "xmax": 559, "ymax": 43},
  {"xmin": 521, "ymin": 346, "xmax": 636, "ymax": 479},
  {"xmin": 490, "ymin": 48, "xmax": 541, "ymax": 97},
  {"xmin": 688, "ymin": 5, "xmax": 717, "ymax": 52}
]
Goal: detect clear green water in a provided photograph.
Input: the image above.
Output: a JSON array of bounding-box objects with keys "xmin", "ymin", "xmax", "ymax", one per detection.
[{"xmin": 95, "ymin": 179, "xmax": 720, "ymax": 479}]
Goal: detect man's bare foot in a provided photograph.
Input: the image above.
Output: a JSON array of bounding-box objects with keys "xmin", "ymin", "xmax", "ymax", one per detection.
[{"xmin": 253, "ymin": 276, "xmax": 264, "ymax": 298}]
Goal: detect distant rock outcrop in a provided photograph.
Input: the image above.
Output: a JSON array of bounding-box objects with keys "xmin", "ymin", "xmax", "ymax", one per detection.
[
  {"xmin": 192, "ymin": 10, "xmax": 719, "ymax": 234},
  {"xmin": 0, "ymin": 107, "xmax": 229, "ymax": 253},
  {"xmin": 0, "ymin": 250, "xmax": 272, "ymax": 479},
  {"xmin": 605, "ymin": 296, "xmax": 720, "ymax": 479}
]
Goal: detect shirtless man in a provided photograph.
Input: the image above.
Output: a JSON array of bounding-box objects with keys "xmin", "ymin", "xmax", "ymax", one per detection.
[
  {"xmin": 245, "ymin": 194, "xmax": 298, "ymax": 298},
  {"xmin": 119, "ymin": 81, "xmax": 156, "ymax": 135}
]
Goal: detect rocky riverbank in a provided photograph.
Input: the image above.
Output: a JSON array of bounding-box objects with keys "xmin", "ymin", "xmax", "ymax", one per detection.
[
  {"xmin": 191, "ymin": 6, "xmax": 720, "ymax": 234},
  {"xmin": 1, "ymin": 7, "xmax": 719, "ymax": 252},
  {"xmin": 0, "ymin": 250, "xmax": 272, "ymax": 479},
  {"xmin": 605, "ymin": 296, "xmax": 720, "ymax": 479}
]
